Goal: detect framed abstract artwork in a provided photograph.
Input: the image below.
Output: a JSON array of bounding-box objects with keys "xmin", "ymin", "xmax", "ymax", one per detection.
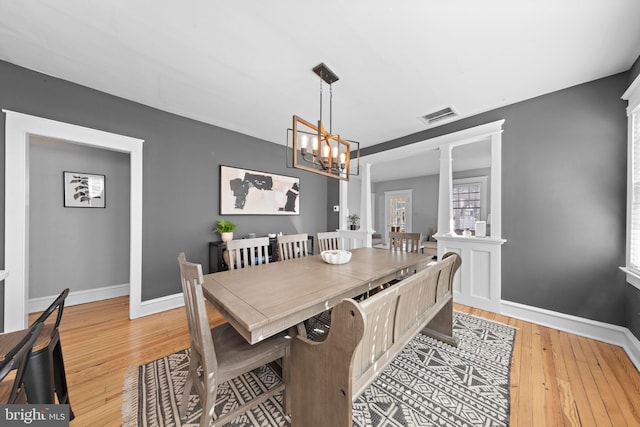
[
  {"xmin": 63, "ymin": 171, "xmax": 106, "ymax": 208},
  {"xmin": 220, "ymin": 165, "xmax": 299, "ymax": 215}
]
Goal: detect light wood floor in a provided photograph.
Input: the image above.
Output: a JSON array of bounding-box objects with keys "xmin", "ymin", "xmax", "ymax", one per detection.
[{"xmin": 36, "ymin": 296, "xmax": 640, "ymax": 426}]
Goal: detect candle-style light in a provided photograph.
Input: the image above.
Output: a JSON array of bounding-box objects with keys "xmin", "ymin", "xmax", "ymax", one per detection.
[
  {"xmin": 339, "ymin": 152, "xmax": 346, "ymax": 170},
  {"xmin": 321, "ymin": 145, "xmax": 330, "ymax": 163},
  {"xmin": 300, "ymin": 134, "xmax": 309, "ymax": 155}
]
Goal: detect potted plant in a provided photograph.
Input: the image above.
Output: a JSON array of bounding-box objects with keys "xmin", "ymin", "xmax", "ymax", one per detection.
[
  {"xmin": 214, "ymin": 219, "xmax": 237, "ymax": 242},
  {"xmin": 347, "ymin": 213, "xmax": 360, "ymax": 230}
]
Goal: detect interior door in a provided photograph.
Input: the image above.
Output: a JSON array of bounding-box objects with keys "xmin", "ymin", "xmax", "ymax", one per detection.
[{"xmin": 384, "ymin": 190, "xmax": 412, "ymax": 243}]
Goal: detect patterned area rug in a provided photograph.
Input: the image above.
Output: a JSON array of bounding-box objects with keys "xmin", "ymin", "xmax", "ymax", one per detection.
[{"xmin": 122, "ymin": 312, "xmax": 515, "ymax": 427}]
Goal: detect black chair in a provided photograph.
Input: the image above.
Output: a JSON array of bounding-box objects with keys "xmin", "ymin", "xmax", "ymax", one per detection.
[
  {"xmin": 24, "ymin": 288, "xmax": 74, "ymax": 419},
  {"xmin": 0, "ymin": 322, "xmax": 43, "ymax": 403}
]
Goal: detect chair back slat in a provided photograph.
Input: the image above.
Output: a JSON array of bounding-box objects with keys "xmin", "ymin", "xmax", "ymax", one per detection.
[
  {"xmin": 317, "ymin": 231, "xmax": 342, "ymax": 252},
  {"xmin": 277, "ymin": 233, "xmax": 309, "ymax": 261},
  {"xmin": 226, "ymin": 237, "xmax": 271, "ymax": 269},
  {"xmin": 388, "ymin": 232, "xmax": 421, "ymax": 253}
]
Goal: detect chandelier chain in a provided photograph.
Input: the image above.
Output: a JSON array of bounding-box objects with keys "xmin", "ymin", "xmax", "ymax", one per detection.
[
  {"xmin": 319, "ymin": 77, "xmax": 323, "ymax": 127},
  {"xmin": 330, "ymin": 84, "xmax": 333, "ymax": 135}
]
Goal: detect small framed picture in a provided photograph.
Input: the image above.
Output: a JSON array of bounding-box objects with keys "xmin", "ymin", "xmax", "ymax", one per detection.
[{"xmin": 63, "ymin": 171, "xmax": 106, "ymax": 208}]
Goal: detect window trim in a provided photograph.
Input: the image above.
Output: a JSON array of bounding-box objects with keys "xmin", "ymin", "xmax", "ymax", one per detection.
[
  {"xmin": 622, "ymin": 74, "xmax": 640, "ymax": 291},
  {"xmin": 452, "ymin": 176, "xmax": 488, "ymax": 231}
]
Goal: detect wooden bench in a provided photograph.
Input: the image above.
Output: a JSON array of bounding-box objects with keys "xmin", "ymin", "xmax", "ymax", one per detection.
[{"xmin": 288, "ymin": 252, "xmax": 461, "ymax": 427}]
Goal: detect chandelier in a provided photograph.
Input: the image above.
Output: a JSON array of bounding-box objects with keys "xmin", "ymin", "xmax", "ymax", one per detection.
[{"xmin": 288, "ymin": 63, "xmax": 359, "ymax": 180}]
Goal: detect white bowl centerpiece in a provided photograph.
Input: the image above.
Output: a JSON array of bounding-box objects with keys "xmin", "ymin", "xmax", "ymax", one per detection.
[{"xmin": 321, "ymin": 250, "xmax": 352, "ymax": 265}]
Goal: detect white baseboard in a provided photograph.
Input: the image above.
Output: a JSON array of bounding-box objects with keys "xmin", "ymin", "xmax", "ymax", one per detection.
[
  {"xmin": 29, "ymin": 283, "xmax": 130, "ymax": 313},
  {"xmin": 30, "ymin": 285, "xmax": 185, "ymax": 319},
  {"xmin": 501, "ymin": 300, "xmax": 640, "ymax": 372},
  {"xmin": 136, "ymin": 293, "xmax": 184, "ymax": 318}
]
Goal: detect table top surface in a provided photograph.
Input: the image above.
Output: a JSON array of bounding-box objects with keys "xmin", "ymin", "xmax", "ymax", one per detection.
[{"xmin": 202, "ymin": 247, "xmax": 432, "ymax": 343}]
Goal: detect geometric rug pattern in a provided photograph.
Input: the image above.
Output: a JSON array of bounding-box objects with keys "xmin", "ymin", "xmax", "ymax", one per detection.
[
  {"xmin": 352, "ymin": 313, "xmax": 515, "ymax": 426},
  {"xmin": 124, "ymin": 312, "xmax": 515, "ymax": 427}
]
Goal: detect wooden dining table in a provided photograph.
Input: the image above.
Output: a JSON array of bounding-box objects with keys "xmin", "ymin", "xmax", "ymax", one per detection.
[{"xmin": 201, "ymin": 247, "xmax": 434, "ymax": 345}]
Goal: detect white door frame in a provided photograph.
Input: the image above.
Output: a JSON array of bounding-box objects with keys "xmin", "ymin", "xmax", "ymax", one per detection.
[
  {"xmin": 3, "ymin": 110, "xmax": 144, "ymax": 332},
  {"xmin": 384, "ymin": 189, "xmax": 413, "ymax": 242}
]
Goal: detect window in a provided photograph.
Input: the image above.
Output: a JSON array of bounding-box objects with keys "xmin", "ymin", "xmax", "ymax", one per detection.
[
  {"xmin": 452, "ymin": 176, "xmax": 487, "ymax": 231},
  {"xmin": 623, "ymin": 75, "xmax": 640, "ymax": 290},
  {"xmin": 630, "ymin": 108, "xmax": 640, "ymax": 271}
]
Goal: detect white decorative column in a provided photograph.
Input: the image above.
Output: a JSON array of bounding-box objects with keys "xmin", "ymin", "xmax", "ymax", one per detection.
[
  {"xmin": 359, "ymin": 163, "xmax": 373, "ymax": 247},
  {"xmin": 436, "ymin": 144, "xmax": 454, "ymax": 236},
  {"xmin": 490, "ymin": 132, "xmax": 502, "ymax": 238},
  {"xmin": 339, "ymin": 179, "xmax": 348, "ymax": 230},
  {"xmin": 338, "ymin": 163, "xmax": 372, "ymax": 249}
]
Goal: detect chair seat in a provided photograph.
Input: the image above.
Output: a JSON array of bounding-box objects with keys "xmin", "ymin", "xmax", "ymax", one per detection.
[
  {"xmin": 32, "ymin": 324, "xmax": 56, "ymax": 353},
  {"xmin": 212, "ymin": 323, "xmax": 289, "ymax": 381}
]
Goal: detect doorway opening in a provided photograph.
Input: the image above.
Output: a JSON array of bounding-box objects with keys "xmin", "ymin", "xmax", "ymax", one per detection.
[{"xmin": 3, "ymin": 110, "xmax": 143, "ymax": 332}]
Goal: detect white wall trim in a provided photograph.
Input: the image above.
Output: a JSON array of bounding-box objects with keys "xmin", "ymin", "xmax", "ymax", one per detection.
[
  {"xmin": 29, "ymin": 288, "xmax": 184, "ymax": 320},
  {"xmin": 501, "ymin": 300, "xmax": 640, "ymax": 372},
  {"xmin": 622, "ymin": 73, "xmax": 640, "ymax": 114},
  {"xmin": 29, "ymin": 284, "xmax": 130, "ymax": 313},
  {"xmin": 3, "ymin": 110, "xmax": 144, "ymax": 332},
  {"xmin": 138, "ymin": 293, "xmax": 185, "ymax": 317}
]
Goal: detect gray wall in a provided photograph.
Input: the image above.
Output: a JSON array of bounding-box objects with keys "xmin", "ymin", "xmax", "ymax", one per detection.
[
  {"xmin": 0, "ymin": 60, "xmax": 329, "ymax": 329},
  {"xmin": 345, "ymin": 73, "xmax": 632, "ymax": 333},
  {"xmin": 28, "ymin": 136, "xmax": 130, "ymax": 298}
]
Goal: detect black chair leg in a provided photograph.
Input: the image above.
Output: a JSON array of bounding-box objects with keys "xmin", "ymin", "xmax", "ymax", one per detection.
[
  {"xmin": 23, "ymin": 349, "xmax": 55, "ymax": 404},
  {"xmin": 52, "ymin": 342, "xmax": 74, "ymax": 420}
]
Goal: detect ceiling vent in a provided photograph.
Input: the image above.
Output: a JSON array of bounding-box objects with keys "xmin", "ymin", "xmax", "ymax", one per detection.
[{"xmin": 420, "ymin": 106, "xmax": 459, "ymax": 126}]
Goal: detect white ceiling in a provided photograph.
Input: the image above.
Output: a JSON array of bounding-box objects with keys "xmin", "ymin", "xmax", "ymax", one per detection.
[{"xmin": 0, "ymin": 1, "xmax": 639, "ymax": 172}]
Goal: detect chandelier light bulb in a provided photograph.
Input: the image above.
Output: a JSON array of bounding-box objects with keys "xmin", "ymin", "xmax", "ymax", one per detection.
[
  {"xmin": 300, "ymin": 134, "xmax": 308, "ymax": 155},
  {"xmin": 339, "ymin": 152, "xmax": 346, "ymax": 169},
  {"xmin": 321, "ymin": 145, "xmax": 330, "ymax": 161}
]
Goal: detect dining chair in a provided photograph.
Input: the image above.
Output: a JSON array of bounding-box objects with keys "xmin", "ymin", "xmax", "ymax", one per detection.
[
  {"xmin": 24, "ymin": 288, "xmax": 74, "ymax": 419},
  {"xmin": 0, "ymin": 322, "xmax": 43, "ymax": 404},
  {"xmin": 226, "ymin": 237, "xmax": 271, "ymax": 270},
  {"xmin": 317, "ymin": 231, "xmax": 342, "ymax": 252},
  {"xmin": 277, "ymin": 233, "xmax": 309, "ymax": 261},
  {"xmin": 388, "ymin": 232, "xmax": 422, "ymax": 253},
  {"xmin": 178, "ymin": 253, "xmax": 290, "ymax": 427}
]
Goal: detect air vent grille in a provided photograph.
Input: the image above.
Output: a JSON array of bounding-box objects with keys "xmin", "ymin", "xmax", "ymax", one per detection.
[{"xmin": 420, "ymin": 106, "xmax": 458, "ymax": 125}]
